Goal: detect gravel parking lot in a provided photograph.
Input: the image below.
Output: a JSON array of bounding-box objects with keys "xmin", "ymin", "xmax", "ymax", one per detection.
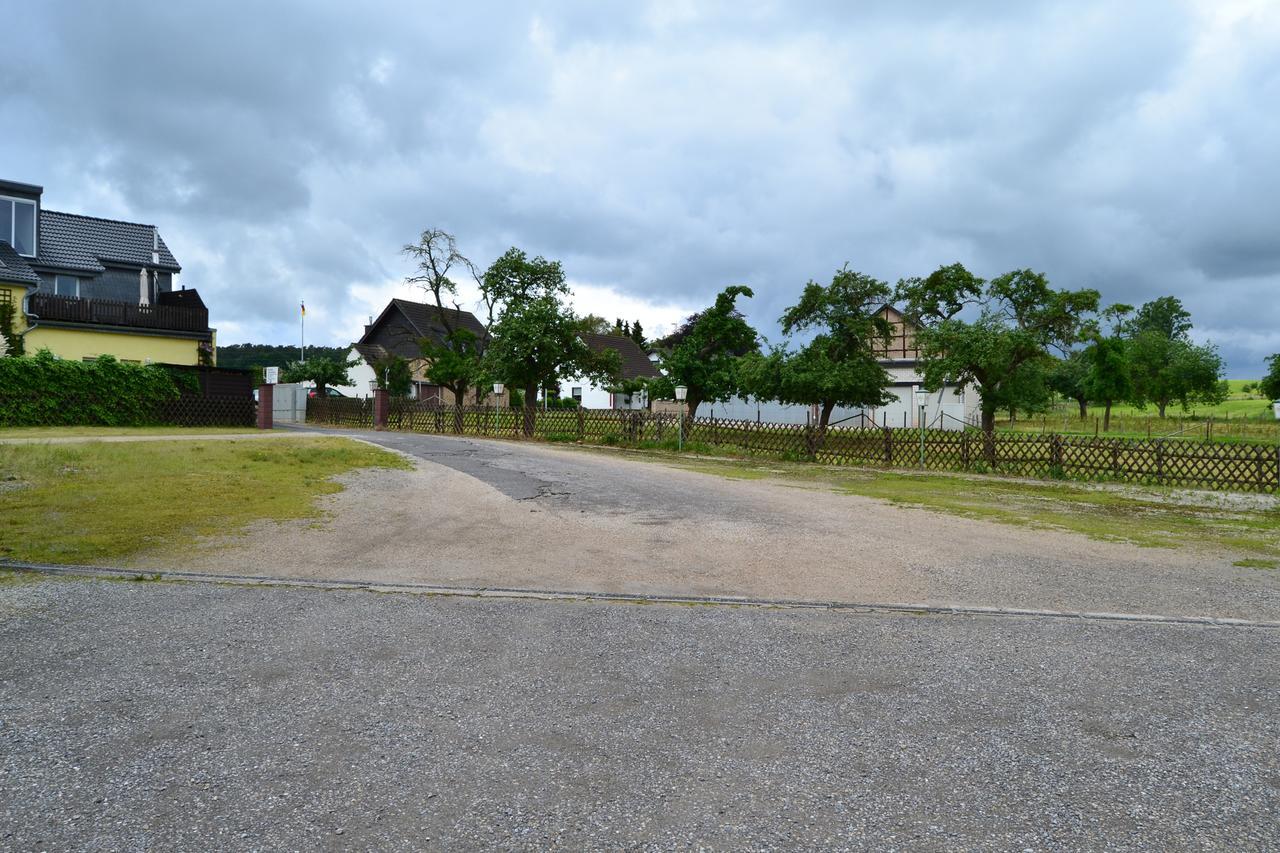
[
  {"xmin": 158, "ymin": 430, "xmax": 1280, "ymax": 622},
  {"xmin": 2, "ymin": 574, "xmax": 1277, "ymax": 850}
]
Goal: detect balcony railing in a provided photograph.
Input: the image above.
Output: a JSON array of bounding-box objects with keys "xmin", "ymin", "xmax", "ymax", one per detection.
[{"xmin": 29, "ymin": 293, "xmax": 209, "ymax": 335}]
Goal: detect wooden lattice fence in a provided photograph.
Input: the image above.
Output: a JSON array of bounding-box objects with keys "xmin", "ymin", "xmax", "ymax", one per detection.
[
  {"xmin": 307, "ymin": 397, "xmax": 374, "ymax": 428},
  {"xmin": 304, "ymin": 401, "xmax": 1280, "ymax": 493}
]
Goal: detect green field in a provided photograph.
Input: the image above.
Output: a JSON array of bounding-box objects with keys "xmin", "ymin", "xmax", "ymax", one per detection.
[
  {"xmin": 0, "ymin": 437, "xmax": 410, "ymax": 564},
  {"xmin": 1000, "ymin": 380, "xmax": 1279, "ymax": 444}
]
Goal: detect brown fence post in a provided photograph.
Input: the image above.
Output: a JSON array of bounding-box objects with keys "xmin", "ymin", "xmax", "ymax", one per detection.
[
  {"xmin": 256, "ymin": 385, "xmax": 273, "ymax": 429},
  {"xmin": 372, "ymin": 389, "xmax": 389, "ymax": 431},
  {"xmin": 883, "ymin": 427, "xmax": 893, "ymax": 465},
  {"xmin": 577, "ymin": 406, "xmax": 585, "ymax": 441},
  {"xmin": 1050, "ymin": 433, "xmax": 1063, "ymax": 471},
  {"xmin": 961, "ymin": 431, "xmax": 970, "ymax": 470}
]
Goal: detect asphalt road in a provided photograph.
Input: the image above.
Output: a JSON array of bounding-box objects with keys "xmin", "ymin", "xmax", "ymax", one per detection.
[{"xmin": 2, "ymin": 574, "xmax": 1277, "ymax": 851}]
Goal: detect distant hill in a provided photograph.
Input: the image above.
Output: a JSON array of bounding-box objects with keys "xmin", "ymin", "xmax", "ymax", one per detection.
[{"xmin": 216, "ymin": 343, "xmax": 350, "ymax": 370}]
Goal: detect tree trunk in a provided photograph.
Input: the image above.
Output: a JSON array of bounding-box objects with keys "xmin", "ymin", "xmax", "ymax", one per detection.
[
  {"xmin": 980, "ymin": 407, "xmax": 996, "ymax": 434},
  {"xmin": 1076, "ymin": 397, "xmax": 1087, "ymax": 419},
  {"xmin": 1103, "ymin": 401, "xmax": 1112, "ymax": 433},
  {"xmin": 449, "ymin": 383, "xmax": 468, "ymax": 434},
  {"xmin": 523, "ymin": 380, "xmax": 538, "ymax": 437},
  {"xmin": 1157, "ymin": 400, "xmax": 1167, "ymax": 418},
  {"xmin": 819, "ymin": 400, "xmax": 835, "ymax": 429},
  {"xmin": 980, "ymin": 406, "xmax": 997, "ymax": 465}
]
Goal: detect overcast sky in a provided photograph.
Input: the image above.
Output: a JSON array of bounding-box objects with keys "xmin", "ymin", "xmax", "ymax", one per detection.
[{"xmin": 4, "ymin": 0, "xmax": 1278, "ymax": 374}]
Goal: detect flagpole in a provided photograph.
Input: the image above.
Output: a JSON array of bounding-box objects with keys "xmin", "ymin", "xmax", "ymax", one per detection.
[{"xmin": 300, "ymin": 301, "xmax": 306, "ymax": 363}]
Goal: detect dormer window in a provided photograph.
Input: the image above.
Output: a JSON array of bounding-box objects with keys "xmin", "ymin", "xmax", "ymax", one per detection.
[{"xmin": 0, "ymin": 196, "xmax": 37, "ymax": 256}]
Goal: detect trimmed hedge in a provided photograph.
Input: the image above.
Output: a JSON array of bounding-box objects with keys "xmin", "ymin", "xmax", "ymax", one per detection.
[{"xmin": 0, "ymin": 351, "xmax": 190, "ymax": 426}]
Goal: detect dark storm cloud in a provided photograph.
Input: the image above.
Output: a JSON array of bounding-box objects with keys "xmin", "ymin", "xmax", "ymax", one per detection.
[{"xmin": 3, "ymin": 0, "xmax": 1277, "ymax": 373}]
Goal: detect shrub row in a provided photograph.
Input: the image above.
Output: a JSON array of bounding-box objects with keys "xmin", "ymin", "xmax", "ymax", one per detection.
[{"xmin": 0, "ymin": 351, "xmax": 194, "ymax": 426}]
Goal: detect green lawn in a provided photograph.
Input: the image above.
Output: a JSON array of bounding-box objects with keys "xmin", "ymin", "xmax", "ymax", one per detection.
[
  {"xmin": 0, "ymin": 425, "xmax": 267, "ymax": 439},
  {"xmin": 600, "ymin": 448, "xmax": 1280, "ymax": 562},
  {"xmin": 1001, "ymin": 382, "xmax": 1280, "ymax": 443},
  {"xmin": 0, "ymin": 437, "xmax": 411, "ymax": 564}
]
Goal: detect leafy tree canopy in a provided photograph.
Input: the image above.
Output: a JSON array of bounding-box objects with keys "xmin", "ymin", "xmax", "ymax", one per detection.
[
  {"xmin": 895, "ymin": 264, "xmax": 1099, "ymax": 432},
  {"xmin": 281, "ymin": 356, "xmax": 357, "ymax": 395},
  {"xmin": 373, "ymin": 353, "xmax": 413, "ymax": 397},
  {"xmin": 1048, "ymin": 350, "xmax": 1091, "ymax": 418},
  {"xmin": 1124, "ymin": 295, "xmax": 1192, "ymax": 341},
  {"xmin": 481, "ymin": 249, "xmax": 619, "ymax": 427},
  {"xmin": 1119, "ymin": 296, "xmax": 1224, "ymax": 417},
  {"xmin": 650, "ymin": 286, "xmax": 758, "ymax": 418},
  {"xmin": 217, "ymin": 343, "xmax": 347, "ymax": 370},
  {"xmin": 751, "ymin": 265, "xmax": 896, "ymax": 427},
  {"xmin": 1080, "ymin": 305, "xmax": 1134, "ymax": 432},
  {"xmin": 403, "ymin": 229, "xmax": 491, "ymax": 403},
  {"xmin": 1259, "ymin": 353, "xmax": 1280, "ymax": 402}
]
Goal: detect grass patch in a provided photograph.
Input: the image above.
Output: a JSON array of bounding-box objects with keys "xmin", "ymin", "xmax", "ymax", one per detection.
[
  {"xmin": 0, "ymin": 437, "xmax": 411, "ymax": 565},
  {"xmin": 1233, "ymin": 558, "xmax": 1278, "ymax": 570},
  {"xmin": 596, "ymin": 449, "xmax": 1280, "ymax": 560},
  {"xmin": 0, "ymin": 426, "xmax": 265, "ymax": 439}
]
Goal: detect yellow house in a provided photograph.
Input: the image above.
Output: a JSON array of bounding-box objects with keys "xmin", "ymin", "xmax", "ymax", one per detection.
[{"xmin": 1, "ymin": 178, "xmax": 215, "ymax": 366}]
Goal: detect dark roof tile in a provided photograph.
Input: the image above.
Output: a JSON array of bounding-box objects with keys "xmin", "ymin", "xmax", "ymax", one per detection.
[
  {"xmin": 36, "ymin": 210, "xmax": 181, "ymax": 273},
  {"xmin": 582, "ymin": 332, "xmax": 661, "ymax": 380},
  {"xmin": 0, "ymin": 240, "xmax": 40, "ymax": 285}
]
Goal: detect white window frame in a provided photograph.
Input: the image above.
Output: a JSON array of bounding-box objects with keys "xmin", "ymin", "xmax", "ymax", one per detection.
[
  {"xmin": 0, "ymin": 195, "xmax": 38, "ymax": 258},
  {"xmin": 53, "ymin": 275, "xmax": 79, "ymax": 297}
]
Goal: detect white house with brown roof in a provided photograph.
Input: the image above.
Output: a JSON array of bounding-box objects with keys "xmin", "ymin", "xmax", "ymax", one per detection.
[
  {"xmin": 553, "ymin": 332, "xmax": 662, "ymax": 409},
  {"xmin": 344, "ymin": 298, "xmax": 496, "ymax": 402}
]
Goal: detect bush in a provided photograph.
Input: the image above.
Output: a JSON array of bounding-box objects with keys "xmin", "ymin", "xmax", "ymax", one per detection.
[{"xmin": 0, "ymin": 350, "xmax": 183, "ymax": 426}]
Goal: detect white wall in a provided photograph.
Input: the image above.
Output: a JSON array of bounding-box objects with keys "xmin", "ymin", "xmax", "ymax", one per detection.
[
  {"xmin": 553, "ymin": 374, "xmax": 649, "ymax": 409},
  {"xmin": 697, "ymin": 364, "xmax": 978, "ymax": 430},
  {"xmin": 345, "ymin": 347, "xmax": 376, "ymax": 398}
]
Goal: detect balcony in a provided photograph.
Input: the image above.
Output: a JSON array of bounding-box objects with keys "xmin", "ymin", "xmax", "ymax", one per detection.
[{"xmin": 29, "ymin": 293, "xmax": 210, "ymax": 336}]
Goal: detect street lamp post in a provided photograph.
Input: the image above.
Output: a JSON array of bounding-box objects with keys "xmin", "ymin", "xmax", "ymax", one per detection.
[
  {"xmin": 674, "ymin": 385, "xmax": 687, "ymax": 452},
  {"xmin": 493, "ymin": 382, "xmax": 504, "ymax": 434}
]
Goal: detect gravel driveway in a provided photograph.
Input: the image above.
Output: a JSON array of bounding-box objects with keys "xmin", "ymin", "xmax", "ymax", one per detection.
[
  {"xmin": 2, "ymin": 574, "xmax": 1277, "ymax": 851},
  {"xmin": 155, "ymin": 429, "xmax": 1280, "ymax": 622}
]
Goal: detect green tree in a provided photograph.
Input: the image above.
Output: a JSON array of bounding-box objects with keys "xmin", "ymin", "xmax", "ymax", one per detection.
[
  {"xmin": 580, "ymin": 314, "xmax": 615, "ymax": 335},
  {"xmin": 1081, "ymin": 305, "xmax": 1134, "ymax": 433},
  {"xmin": 1123, "ymin": 295, "xmax": 1192, "ymax": 341},
  {"xmin": 1048, "ymin": 350, "xmax": 1090, "ymax": 419},
  {"xmin": 403, "ymin": 229, "xmax": 491, "ymax": 407},
  {"xmin": 0, "ymin": 299, "xmax": 23, "ymax": 357},
  {"xmin": 765, "ymin": 265, "xmax": 895, "ymax": 428},
  {"xmin": 481, "ymin": 249, "xmax": 620, "ymax": 433},
  {"xmin": 1260, "ymin": 354, "xmax": 1280, "ymax": 402},
  {"xmin": 650, "ymin": 286, "xmax": 758, "ymax": 419},
  {"xmin": 895, "ymin": 264, "xmax": 1099, "ymax": 435},
  {"xmin": 630, "ymin": 319, "xmax": 646, "ymax": 348},
  {"xmin": 1123, "ymin": 296, "xmax": 1224, "ymax": 417},
  {"xmin": 372, "ymin": 353, "xmax": 413, "ymax": 397},
  {"xmin": 215, "ymin": 343, "xmax": 347, "ymax": 370},
  {"xmin": 281, "ymin": 356, "xmax": 357, "ymax": 395}
]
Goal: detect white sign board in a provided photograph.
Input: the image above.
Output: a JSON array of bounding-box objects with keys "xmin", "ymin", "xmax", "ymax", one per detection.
[{"xmin": 264, "ymin": 366, "xmax": 280, "ymax": 384}]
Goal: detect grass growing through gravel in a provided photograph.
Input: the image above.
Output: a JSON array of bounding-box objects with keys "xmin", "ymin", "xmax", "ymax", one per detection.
[
  {"xmin": 598, "ymin": 448, "xmax": 1280, "ymax": 561},
  {"xmin": 0, "ymin": 437, "xmax": 411, "ymax": 565}
]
